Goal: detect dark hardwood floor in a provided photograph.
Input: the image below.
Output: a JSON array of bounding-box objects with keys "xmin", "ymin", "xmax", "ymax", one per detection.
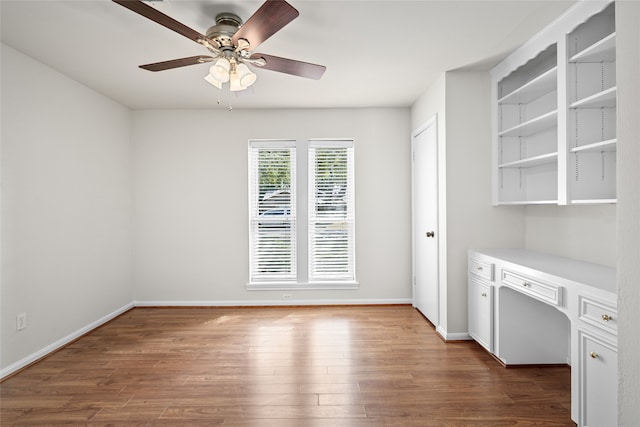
[{"xmin": 0, "ymin": 306, "xmax": 574, "ymax": 426}]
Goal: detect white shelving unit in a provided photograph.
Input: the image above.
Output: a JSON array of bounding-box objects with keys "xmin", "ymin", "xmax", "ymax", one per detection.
[
  {"xmin": 491, "ymin": 0, "xmax": 617, "ymax": 206},
  {"xmin": 495, "ymin": 44, "xmax": 559, "ymax": 204},
  {"xmin": 567, "ymin": 3, "xmax": 617, "ymax": 204}
]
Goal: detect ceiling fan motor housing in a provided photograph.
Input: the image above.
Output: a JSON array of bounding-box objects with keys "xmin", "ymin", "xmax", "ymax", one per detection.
[{"xmin": 206, "ymin": 13, "xmax": 243, "ymax": 51}]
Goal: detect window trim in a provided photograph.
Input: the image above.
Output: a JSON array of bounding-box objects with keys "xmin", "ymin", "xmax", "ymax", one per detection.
[
  {"xmin": 247, "ymin": 138, "xmax": 358, "ymax": 291},
  {"xmin": 245, "ymin": 281, "xmax": 359, "ymax": 291}
]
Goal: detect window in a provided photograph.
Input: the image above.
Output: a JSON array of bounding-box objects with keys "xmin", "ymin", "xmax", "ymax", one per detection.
[
  {"xmin": 249, "ymin": 141, "xmax": 296, "ymax": 283},
  {"xmin": 248, "ymin": 139, "xmax": 356, "ymax": 289},
  {"xmin": 308, "ymin": 141, "xmax": 355, "ymax": 282}
]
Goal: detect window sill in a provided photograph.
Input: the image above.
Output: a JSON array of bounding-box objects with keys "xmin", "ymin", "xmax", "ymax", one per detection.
[{"xmin": 246, "ymin": 281, "xmax": 359, "ymax": 291}]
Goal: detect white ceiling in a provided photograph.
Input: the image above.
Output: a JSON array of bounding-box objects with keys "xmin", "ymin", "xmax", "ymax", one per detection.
[{"xmin": 1, "ymin": 0, "xmax": 575, "ymax": 110}]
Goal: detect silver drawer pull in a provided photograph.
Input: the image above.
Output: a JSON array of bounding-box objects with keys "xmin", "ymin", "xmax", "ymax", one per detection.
[
  {"xmin": 590, "ymin": 351, "xmax": 598, "ymax": 359},
  {"xmin": 481, "ymin": 293, "xmax": 487, "ymax": 297},
  {"xmin": 602, "ymin": 314, "xmax": 612, "ymax": 322},
  {"xmin": 523, "ymin": 282, "xmax": 531, "ymax": 288},
  {"xmin": 476, "ymin": 266, "xmax": 483, "ymax": 271}
]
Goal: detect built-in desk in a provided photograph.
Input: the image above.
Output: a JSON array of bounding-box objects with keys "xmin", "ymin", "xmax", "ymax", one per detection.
[{"xmin": 468, "ymin": 249, "xmax": 617, "ymax": 427}]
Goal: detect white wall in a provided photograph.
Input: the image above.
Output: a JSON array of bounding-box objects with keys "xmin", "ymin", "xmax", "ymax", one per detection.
[
  {"xmin": 411, "ymin": 72, "xmax": 525, "ymax": 336},
  {"xmin": 524, "ymin": 204, "xmax": 616, "ymax": 267},
  {"xmin": 616, "ymin": 1, "xmax": 640, "ymax": 424},
  {"xmin": 132, "ymin": 108, "xmax": 412, "ymax": 304},
  {"xmin": 444, "ymin": 72, "xmax": 525, "ymax": 334},
  {"xmin": 411, "ymin": 74, "xmax": 450, "ymax": 330},
  {"xmin": 1, "ymin": 45, "xmax": 133, "ymax": 374}
]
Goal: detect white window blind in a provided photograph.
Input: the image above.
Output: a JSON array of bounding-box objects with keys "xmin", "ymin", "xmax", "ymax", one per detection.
[
  {"xmin": 308, "ymin": 141, "xmax": 355, "ymax": 282},
  {"xmin": 249, "ymin": 141, "xmax": 297, "ymax": 282}
]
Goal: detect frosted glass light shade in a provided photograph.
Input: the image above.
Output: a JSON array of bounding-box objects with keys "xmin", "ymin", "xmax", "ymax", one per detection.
[
  {"xmin": 229, "ymin": 72, "xmax": 244, "ymax": 91},
  {"xmin": 204, "ymin": 74, "xmax": 222, "ymax": 89},
  {"xmin": 209, "ymin": 58, "xmax": 230, "ymax": 83},
  {"xmin": 236, "ymin": 63, "xmax": 257, "ymax": 88}
]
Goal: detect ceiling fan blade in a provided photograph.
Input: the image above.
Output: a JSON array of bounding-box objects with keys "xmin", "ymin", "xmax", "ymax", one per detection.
[
  {"xmin": 113, "ymin": 0, "xmax": 208, "ymax": 44},
  {"xmin": 232, "ymin": 0, "xmax": 299, "ymax": 49},
  {"xmin": 140, "ymin": 56, "xmax": 214, "ymax": 72},
  {"xmin": 250, "ymin": 53, "xmax": 326, "ymax": 80}
]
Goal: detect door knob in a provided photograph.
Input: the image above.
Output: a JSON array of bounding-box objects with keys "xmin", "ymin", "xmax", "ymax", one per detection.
[{"xmin": 426, "ymin": 231, "xmax": 435, "ymax": 238}]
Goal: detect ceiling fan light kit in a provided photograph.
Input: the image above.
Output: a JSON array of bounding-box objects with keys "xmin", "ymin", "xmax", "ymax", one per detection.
[
  {"xmin": 113, "ymin": 0, "xmax": 326, "ymax": 96},
  {"xmin": 205, "ymin": 56, "xmax": 257, "ymax": 91}
]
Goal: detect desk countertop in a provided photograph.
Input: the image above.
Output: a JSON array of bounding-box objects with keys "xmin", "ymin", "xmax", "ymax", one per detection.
[{"xmin": 472, "ymin": 248, "xmax": 616, "ymax": 294}]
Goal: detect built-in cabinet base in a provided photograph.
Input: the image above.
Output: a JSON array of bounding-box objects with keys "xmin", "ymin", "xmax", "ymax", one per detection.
[{"xmin": 468, "ymin": 248, "xmax": 616, "ymax": 427}]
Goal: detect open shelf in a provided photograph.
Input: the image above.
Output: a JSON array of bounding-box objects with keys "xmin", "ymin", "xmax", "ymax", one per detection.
[
  {"xmin": 570, "ymin": 32, "xmax": 616, "ymax": 63},
  {"xmin": 499, "ymin": 110, "xmax": 558, "ymax": 138},
  {"xmin": 498, "ymin": 67, "xmax": 558, "ymax": 105},
  {"xmin": 499, "ymin": 152, "xmax": 558, "ymax": 169},
  {"xmin": 571, "ymin": 199, "xmax": 617, "ymax": 205},
  {"xmin": 570, "ymin": 138, "xmax": 617, "ymax": 153},
  {"xmin": 571, "ymin": 87, "xmax": 617, "ymax": 109},
  {"xmin": 498, "ymin": 200, "xmax": 559, "ymax": 206}
]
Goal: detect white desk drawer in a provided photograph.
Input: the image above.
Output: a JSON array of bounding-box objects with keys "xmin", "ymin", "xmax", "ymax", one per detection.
[
  {"xmin": 579, "ymin": 294, "xmax": 617, "ymax": 336},
  {"xmin": 470, "ymin": 259, "xmax": 494, "ymax": 281},
  {"xmin": 501, "ymin": 270, "xmax": 562, "ymax": 306}
]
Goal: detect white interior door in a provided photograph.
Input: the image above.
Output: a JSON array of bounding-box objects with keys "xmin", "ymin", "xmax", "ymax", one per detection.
[{"xmin": 412, "ymin": 116, "xmax": 439, "ymax": 326}]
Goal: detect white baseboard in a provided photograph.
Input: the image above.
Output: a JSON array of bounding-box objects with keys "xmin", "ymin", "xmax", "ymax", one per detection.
[
  {"xmin": 436, "ymin": 325, "xmax": 472, "ymax": 341},
  {"xmin": 0, "ymin": 302, "xmax": 134, "ymax": 380},
  {"xmin": 135, "ymin": 298, "xmax": 413, "ymax": 307}
]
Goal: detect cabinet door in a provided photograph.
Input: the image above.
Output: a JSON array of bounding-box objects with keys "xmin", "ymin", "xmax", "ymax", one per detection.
[
  {"xmin": 580, "ymin": 330, "xmax": 617, "ymax": 427},
  {"xmin": 468, "ymin": 277, "xmax": 493, "ymax": 352}
]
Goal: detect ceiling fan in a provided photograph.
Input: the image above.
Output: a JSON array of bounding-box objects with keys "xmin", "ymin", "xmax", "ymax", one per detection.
[{"xmin": 112, "ymin": 0, "xmax": 326, "ymax": 92}]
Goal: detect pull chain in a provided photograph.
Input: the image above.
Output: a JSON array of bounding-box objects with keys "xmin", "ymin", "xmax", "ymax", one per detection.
[{"xmin": 216, "ymin": 88, "xmax": 233, "ymax": 111}]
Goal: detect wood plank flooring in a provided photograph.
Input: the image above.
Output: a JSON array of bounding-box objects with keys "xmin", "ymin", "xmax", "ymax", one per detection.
[{"xmin": 0, "ymin": 306, "xmax": 574, "ymax": 426}]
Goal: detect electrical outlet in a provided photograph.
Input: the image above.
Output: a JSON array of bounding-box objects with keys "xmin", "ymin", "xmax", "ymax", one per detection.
[
  {"xmin": 283, "ymin": 293, "xmax": 292, "ymax": 301},
  {"xmin": 16, "ymin": 313, "xmax": 27, "ymax": 331}
]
